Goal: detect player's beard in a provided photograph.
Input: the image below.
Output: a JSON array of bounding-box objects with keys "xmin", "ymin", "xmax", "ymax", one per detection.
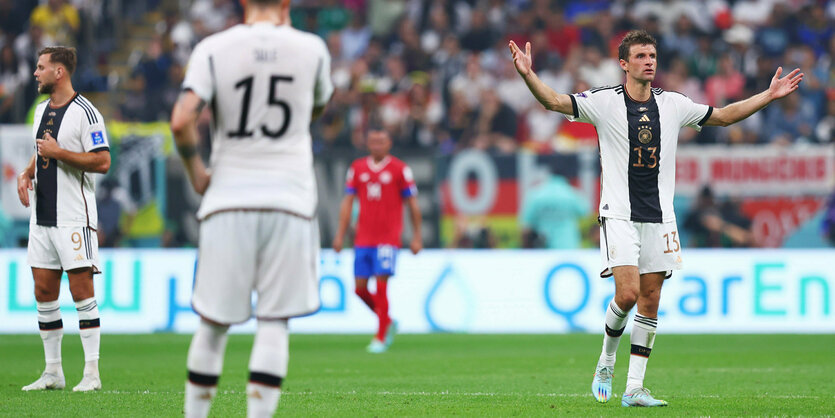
[{"xmin": 38, "ymin": 81, "xmax": 55, "ymax": 95}]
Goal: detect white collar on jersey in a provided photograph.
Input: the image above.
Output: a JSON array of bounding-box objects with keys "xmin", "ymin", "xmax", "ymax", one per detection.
[{"xmin": 366, "ymin": 156, "xmax": 391, "ymax": 172}]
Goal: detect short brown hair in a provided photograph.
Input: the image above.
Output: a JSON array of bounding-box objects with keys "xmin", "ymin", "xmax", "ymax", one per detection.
[
  {"xmin": 617, "ymin": 30, "xmax": 657, "ymax": 61},
  {"xmin": 38, "ymin": 46, "xmax": 77, "ymax": 75}
]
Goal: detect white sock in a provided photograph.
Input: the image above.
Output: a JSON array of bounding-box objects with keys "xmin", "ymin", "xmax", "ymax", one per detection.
[
  {"xmin": 247, "ymin": 319, "xmax": 288, "ymax": 418},
  {"xmin": 185, "ymin": 320, "xmax": 229, "ymax": 418},
  {"xmin": 37, "ymin": 300, "xmax": 63, "ymax": 375},
  {"xmin": 598, "ymin": 300, "xmax": 629, "ymax": 367},
  {"xmin": 76, "ymin": 297, "xmax": 100, "ymax": 377},
  {"xmin": 626, "ymin": 314, "xmax": 658, "ymax": 392}
]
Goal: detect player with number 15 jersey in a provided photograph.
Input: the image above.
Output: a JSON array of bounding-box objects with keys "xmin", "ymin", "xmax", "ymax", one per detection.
[
  {"xmin": 182, "ymin": 22, "xmax": 333, "ymax": 220},
  {"xmin": 172, "ymin": 2, "xmax": 334, "ymax": 416}
]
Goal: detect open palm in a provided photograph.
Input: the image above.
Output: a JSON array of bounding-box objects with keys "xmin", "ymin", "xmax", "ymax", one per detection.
[
  {"xmin": 769, "ymin": 67, "xmax": 804, "ymax": 100},
  {"xmin": 509, "ymin": 40, "xmax": 532, "ymax": 77}
]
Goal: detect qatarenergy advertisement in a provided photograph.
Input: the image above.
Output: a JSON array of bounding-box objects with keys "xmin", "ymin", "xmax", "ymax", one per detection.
[{"xmin": 1, "ymin": 249, "xmax": 832, "ymax": 334}]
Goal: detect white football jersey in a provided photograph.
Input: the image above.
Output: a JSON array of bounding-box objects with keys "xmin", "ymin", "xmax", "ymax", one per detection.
[
  {"xmin": 182, "ymin": 23, "xmax": 334, "ymax": 220},
  {"xmin": 31, "ymin": 94, "xmax": 110, "ymax": 228},
  {"xmin": 565, "ymin": 85, "xmax": 712, "ymax": 223}
]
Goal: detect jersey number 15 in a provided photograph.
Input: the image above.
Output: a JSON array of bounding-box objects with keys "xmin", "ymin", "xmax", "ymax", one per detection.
[{"xmin": 228, "ymin": 75, "xmax": 294, "ymax": 139}]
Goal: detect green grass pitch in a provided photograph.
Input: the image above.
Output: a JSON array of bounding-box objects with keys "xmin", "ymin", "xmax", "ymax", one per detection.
[{"xmin": 2, "ymin": 333, "xmax": 833, "ymax": 416}]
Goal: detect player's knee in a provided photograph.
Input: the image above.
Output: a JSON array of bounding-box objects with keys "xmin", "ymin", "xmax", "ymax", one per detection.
[
  {"xmin": 34, "ymin": 281, "xmax": 57, "ymax": 301},
  {"xmin": 615, "ymin": 288, "xmax": 639, "ymax": 309}
]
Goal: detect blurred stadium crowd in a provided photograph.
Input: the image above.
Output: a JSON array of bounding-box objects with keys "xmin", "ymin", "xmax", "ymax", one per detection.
[{"xmin": 1, "ymin": 0, "xmax": 834, "ymax": 249}]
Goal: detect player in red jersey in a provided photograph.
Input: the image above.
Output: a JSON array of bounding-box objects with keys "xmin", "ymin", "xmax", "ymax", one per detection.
[{"xmin": 333, "ymin": 130, "xmax": 423, "ymax": 353}]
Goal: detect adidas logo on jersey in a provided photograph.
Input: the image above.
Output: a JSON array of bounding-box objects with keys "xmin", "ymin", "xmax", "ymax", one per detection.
[{"xmin": 639, "ymin": 114, "xmax": 651, "ymax": 122}]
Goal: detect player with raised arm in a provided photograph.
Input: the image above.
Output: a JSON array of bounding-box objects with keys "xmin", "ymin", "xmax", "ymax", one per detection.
[
  {"xmin": 17, "ymin": 46, "xmax": 111, "ymax": 392},
  {"xmin": 332, "ymin": 129, "xmax": 422, "ymax": 353},
  {"xmin": 170, "ymin": 0, "xmax": 333, "ymax": 416},
  {"xmin": 509, "ymin": 30, "xmax": 802, "ymax": 407}
]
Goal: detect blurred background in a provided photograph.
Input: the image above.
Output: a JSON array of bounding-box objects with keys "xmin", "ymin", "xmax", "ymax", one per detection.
[{"xmin": 0, "ymin": 0, "xmax": 833, "ymax": 334}]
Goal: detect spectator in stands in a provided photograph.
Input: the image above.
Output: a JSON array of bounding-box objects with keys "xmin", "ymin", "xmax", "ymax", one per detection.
[
  {"xmin": 0, "ymin": 44, "xmax": 28, "ymax": 122},
  {"xmin": 460, "ymin": 9, "xmax": 495, "ymax": 53},
  {"xmin": 134, "ymin": 36, "xmax": 173, "ymax": 120},
  {"xmin": 520, "ymin": 173, "xmax": 589, "ymax": 249},
  {"xmin": 705, "ymin": 53, "xmax": 746, "ymax": 107},
  {"xmin": 340, "ymin": 12, "xmax": 371, "ymax": 61},
  {"xmin": 471, "ymin": 89, "xmax": 517, "ymax": 153},
  {"xmin": 29, "ymin": 0, "xmax": 79, "ymax": 46},
  {"xmin": 449, "ymin": 54, "xmax": 494, "ymax": 109},
  {"xmin": 0, "ymin": 0, "xmax": 28, "ymax": 39},
  {"xmin": 577, "ymin": 44, "xmax": 622, "ymax": 88},
  {"xmin": 189, "ymin": 0, "xmax": 235, "ymax": 40},
  {"xmin": 684, "ymin": 186, "xmax": 754, "ymax": 248},
  {"xmin": 814, "ymin": 94, "xmax": 835, "ymax": 144},
  {"xmin": 763, "ymin": 92, "xmax": 817, "ymax": 144},
  {"xmin": 316, "ymin": 0, "xmax": 351, "ymax": 38}
]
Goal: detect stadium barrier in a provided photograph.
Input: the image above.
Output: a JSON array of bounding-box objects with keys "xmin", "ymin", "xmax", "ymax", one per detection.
[{"xmin": 1, "ymin": 249, "xmax": 832, "ymax": 334}]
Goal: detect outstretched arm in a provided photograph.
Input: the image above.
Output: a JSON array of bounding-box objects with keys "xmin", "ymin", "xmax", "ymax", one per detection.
[
  {"xmin": 705, "ymin": 67, "xmax": 803, "ymax": 127},
  {"xmin": 509, "ymin": 40, "xmax": 574, "ymax": 115}
]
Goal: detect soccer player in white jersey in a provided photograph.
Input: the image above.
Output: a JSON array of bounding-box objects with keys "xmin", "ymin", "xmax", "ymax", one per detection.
[
  {"xmin": 16, "ymin": 46, "xmax": 110, "ymax": 392},
  {"xmin": 510, "ymin": 30, "xmax": 803, "ymax": 407},
  {"xmin": 170, "ymin": 0, "xmax": 333, "ymax": 416}
]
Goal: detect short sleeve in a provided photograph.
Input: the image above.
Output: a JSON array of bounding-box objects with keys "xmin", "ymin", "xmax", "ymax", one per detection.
[
  {"xmin": 314, "ymin": 40, "xmax": 334, "ymax": 107},
  {"xmin": 674, "ymin": 93, "xmax": 713, "ymax": 131},
  {"xmin": 79, "ymin": 102, "xmax": 109, "ymax": 152},
  {"xmin": 345, "ymin": 165, "xmax": 357, "ymax": 195},
  {"xmin": 400, "ymin": 165, "xmax": 417, "ymax": 197},
  {"xmin": 564, "ymin": 89, "xmax": 604, "ymax": 125},
  {"xmin": 182, "ymin": 41, "xmax": 214, "ymax": 102}
]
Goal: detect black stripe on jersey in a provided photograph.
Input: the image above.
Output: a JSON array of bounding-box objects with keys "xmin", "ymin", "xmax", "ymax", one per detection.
[
  {"xmin": 35, "ymin": 102, "xmax": 71, "ymax": 226},
  {"xmin": 73, "ymin": 95, "xmax": 96, "ymax": 124},
  {"xmin": 624, "ymin": 88, "xmax": 662, "ymax": 223},
  {"xmin": 80, "ymin": 172, "xmax": 90, "ymax": 227},
  {"xmin": 77, "ymin": 95, "xmax": 99, "ymax": 123},
  {"xmin": 569, "ymin": 94, "xmax": 578, "ymax": 118},
  {"xmin": 698, "ymin": 106, "xmax": 714, "ymax": 126}
]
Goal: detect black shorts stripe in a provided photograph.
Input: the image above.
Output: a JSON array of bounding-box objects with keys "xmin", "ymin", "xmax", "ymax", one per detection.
[
  {"xmin": 188, "ymin": 371, "xmax": 219, "ymax": 386},
  {"xmin": 249, "ymin": 371, "xmax": 283, "ymax": 388},
  {"xmin": 79, "ymin": 318, "xmax": 100, "ymax": 329},
  {"xmin": 631, "ymin": 344, "xmax": 652, "ymax": 358},
  {"xmin": 39, "ymin": 319, "xmax": 63, "ymax": 330}
]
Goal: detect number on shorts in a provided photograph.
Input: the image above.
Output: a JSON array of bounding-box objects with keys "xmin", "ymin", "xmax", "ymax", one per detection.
[
  {"xmin": 72, "ymin": 232, "xmax": 82, "ymax": 251},
  {"xmin": 663, "ymin": 231, "xmax": 680, "ymax": 254}
]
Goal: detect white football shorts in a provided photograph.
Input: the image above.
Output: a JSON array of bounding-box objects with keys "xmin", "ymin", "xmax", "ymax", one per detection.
[
  {"xmin": 192, "ymin": 211, "xmax": 321, "ymax": 324},
  {"xmin": 599, "ymin": 217, "xmax": 683, "ymax": 278},
  {"xmin": 27, "ymin": 224, "xmax": 100, "ymax": 273}
]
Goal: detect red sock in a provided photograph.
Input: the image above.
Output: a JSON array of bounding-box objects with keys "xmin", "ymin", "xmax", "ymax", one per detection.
[
  {"xmin": 355, "ymin": 287, "xmax": 376, "ymax": 311},
  {"xmin": 374, "ymin": 279, "xmax": 390, "ymax": 342}
]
